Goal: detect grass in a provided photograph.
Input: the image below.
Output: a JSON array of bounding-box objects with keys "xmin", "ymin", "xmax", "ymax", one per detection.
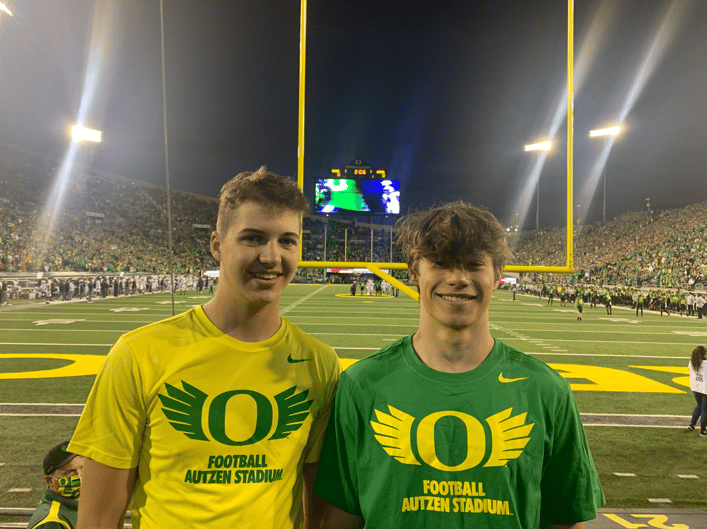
[{"xmin": 1, "ymin": 283, "xmax": 707, "ymax": 518}]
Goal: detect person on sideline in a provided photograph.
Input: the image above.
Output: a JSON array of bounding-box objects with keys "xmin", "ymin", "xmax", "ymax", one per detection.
[
  {"xmin": 27, "ymin": 441, "xmax": 84, "ymax": 529},
  {"xmin": 314, "ymin": 201, "xmax": 604, "ymax": 529},
  {"xmin": 69, "ymin": 167, "xmax": 340, "ymax": 528},
  {"xmin": 688, "ymin": 345, "xmax": 707, "ymax": 436},
  {"xmin": 575, "ymin": 295, "xmax": 584, "ymax": 322}
]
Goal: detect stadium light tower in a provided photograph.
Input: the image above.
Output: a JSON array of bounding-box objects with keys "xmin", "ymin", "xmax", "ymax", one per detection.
[
  {"xmin": 589, "ymin": 125, "xmax": 621, "ymax": 222},
  {"xmin": 524, "ymin": 140, "xmax": 552, "ymax": 231}
]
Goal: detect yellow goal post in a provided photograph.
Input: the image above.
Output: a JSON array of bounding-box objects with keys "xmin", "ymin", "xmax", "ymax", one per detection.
[{"xmin": 296, "ymin": 0, "xmax": 575, "ymax": 301}]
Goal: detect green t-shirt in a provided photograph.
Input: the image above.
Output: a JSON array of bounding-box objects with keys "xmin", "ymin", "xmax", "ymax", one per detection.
[{"xmin": 315, "ymin": 336, "xmax": 604, "ymax": 528}]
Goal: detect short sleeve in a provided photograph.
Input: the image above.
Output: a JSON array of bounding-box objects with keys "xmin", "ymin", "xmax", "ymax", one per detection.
[
  {"xmin": 313, "ymin": 374, "xmax": 363, "ymax": 515},
  {"xmin": 68, "ymin": 336, "xmax": 146, "ymax": 469},
  {"xmin": 540, "ymin": 384, "xmax": 605, "ymax": 525},
  {"xmin": 304, "ymin": 355, "xmax": 341, "ymax": 464}
]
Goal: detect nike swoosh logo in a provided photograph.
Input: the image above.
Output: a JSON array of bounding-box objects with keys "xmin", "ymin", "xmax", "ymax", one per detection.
[
  {"xmin": 498, "ymin": 373, "xmax": 528, "ymax": 383},
  {"xmin": 287, "ymin": 354, "xmax": 311, "ymax": 364}
]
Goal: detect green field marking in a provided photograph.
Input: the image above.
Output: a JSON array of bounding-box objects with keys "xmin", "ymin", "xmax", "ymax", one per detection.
[{"xmin": 0, "ymin": 358, "xmax": 72, "ymax": 374}]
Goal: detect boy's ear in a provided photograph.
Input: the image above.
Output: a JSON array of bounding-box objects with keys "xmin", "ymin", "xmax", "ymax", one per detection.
[
  {"xmin": 409, "ymin": 266, "xmax": 419, "ymax": 286},
  {"xmin": 493, "ymin": 267, "xmax": 503, "ymax": 290},
  {"xmin": 210, "ymin": 231, "xmax": 222, "ymax": 261}
]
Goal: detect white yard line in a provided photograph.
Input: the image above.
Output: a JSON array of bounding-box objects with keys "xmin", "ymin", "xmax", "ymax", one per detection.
[
  {"xmin": 0, "ymin": 329, "xmax": 124, "ymax": 332},
  {"xmin": 527, "ymin": 351, "xmax": 687, "ymax": 359},
  {"xmin": 0, "ymin": 343, "xmax": 113, "ymax": 346},
  {"xmin": 280, "ymin": 285, "xmax": 329, "ymax": 315},
  {"xmin": 311, "ymin": 333, "xmax": 404, "ymax": 337}
]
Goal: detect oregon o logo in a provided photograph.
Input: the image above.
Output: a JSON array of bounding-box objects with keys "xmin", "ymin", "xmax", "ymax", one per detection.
[
  {"xmin": 209, "ymin": 390, "xmax": 273, "ymax": 446},
  {"xmin": 371, "ymin": 406, "xmax": 534, "ymax": 470},
  {"xmin": 416, "ymin": 411, "xmax": 486, "ymax": 471},
  {"xmin": 159, "ymin": 382, "xmax": 313, "ymax": 447}
]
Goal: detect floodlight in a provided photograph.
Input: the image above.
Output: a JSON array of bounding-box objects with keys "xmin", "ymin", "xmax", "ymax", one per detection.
[
  {"xmin": 590, "ymin": 124, "xmax": 623, "ymax": 222},
  {"xmin": 71, "ymin": 124, "xmax": 102, "ymax": 143},
  {"xmin": 523, "ymin": 140, "xmax": 552, "ymax": 231},
  {"xmin": 589, "ymin": 126, "xmax": 621, "ymax": 137},
  {"xmin": 524, "ymin": 141, "xmax": 552, "ymax": 152},
  {"xmin": 0, "ymin": 2, "xmax": 13, "ymax": 16}
]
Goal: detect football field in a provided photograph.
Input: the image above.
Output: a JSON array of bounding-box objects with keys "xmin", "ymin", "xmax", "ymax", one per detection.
[{"xmin": 1, "ymin": 283, "xmax": 707, "ymax": 523}]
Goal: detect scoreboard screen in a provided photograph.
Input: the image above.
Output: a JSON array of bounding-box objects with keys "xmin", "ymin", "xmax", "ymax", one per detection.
[{"xmin": 315, "ymin": 179, "xmax": 400, "ymax": 214}]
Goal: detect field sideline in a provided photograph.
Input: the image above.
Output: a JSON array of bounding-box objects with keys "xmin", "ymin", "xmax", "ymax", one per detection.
[{"xmin": 1, "ymin": 283, "xmax": 707, "ymax": 518}]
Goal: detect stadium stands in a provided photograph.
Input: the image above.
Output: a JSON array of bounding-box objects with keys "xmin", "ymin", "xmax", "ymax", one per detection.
[{"xmin": 1, "ymin": 144, "xmax": 705, "ymax": 297}]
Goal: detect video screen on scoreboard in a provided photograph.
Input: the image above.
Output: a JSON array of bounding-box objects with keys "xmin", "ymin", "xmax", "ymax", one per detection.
[{"xmin": 315, "ymin": 179, "xmax": 400, "ymax": 214}]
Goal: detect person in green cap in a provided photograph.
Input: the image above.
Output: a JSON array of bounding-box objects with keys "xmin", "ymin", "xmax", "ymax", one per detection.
[{"xmin": 27, "ymin": 440, "xmax": 84, "ymax": 529}]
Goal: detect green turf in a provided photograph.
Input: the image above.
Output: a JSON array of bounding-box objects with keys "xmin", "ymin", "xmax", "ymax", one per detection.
[
  {"xmin": 586, "ymin": 427, "xmax": 707, "ymax": 509},
  {"xmin": 2, "ymin": 284, "xmax": 707, "ymax": 514}
]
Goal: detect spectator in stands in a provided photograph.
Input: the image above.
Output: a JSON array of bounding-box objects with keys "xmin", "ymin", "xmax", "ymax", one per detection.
[{"xmin": 27, "ymin": 440, "xmax": 83, "ymax": 529}]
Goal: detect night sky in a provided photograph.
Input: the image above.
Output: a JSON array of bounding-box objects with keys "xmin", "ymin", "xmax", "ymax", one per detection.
[{"xmin": 1, "ymin": 0, "xmax": 705, "ymax": 229}]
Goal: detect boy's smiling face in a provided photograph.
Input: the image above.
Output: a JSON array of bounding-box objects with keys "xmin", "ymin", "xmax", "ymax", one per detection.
[
  {"xmin": 411, "ymin": 253, "xmax": 500, "ymax": 331},
  {"xmin": 210, "ymin": 201, "xmax": 300, "ymax": 308}
]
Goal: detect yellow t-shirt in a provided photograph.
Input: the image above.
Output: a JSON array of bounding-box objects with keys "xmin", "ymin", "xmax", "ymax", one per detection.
[{"xmin": 69, "ymin": 306, "xmax": 340, "ymax": 528}]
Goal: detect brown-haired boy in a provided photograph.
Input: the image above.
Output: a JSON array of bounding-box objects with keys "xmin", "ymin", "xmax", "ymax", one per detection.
[
  {"xmin": 314, "ymin": 201, "xmax": 604, "ymax": 529},
  {"xmin": 70, "ymin": 167, "xmax": 340, "ymax": 528}
]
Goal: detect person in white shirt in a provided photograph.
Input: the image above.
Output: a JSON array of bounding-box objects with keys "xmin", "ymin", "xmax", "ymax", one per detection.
[
  {"xmin": 695, "ymin": 293, "xmax": 705, "ymax": 319},
  {"xmin": 686, "ymin": 292, "xmax": 695, "ymax": 317},
  {"xmin": 688, "ymin": 345, "xmax": 707, "ymax": 435}
]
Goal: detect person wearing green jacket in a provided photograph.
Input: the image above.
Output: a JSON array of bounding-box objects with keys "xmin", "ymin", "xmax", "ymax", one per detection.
[{"xmin": 27, "ymin": 441, "xmax": 83, "ymax": 529}]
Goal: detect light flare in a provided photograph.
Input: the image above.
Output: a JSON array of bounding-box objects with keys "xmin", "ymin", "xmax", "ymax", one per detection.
[
  {"xmin": 34, "ymin": 0, "xmax": 119, "ymax": 264},
  {"xmin": 509, "ymin": 1, "xmax": 617, "ymax": 233},
  {"xmin": 577, "ymin": 0, "xmax": 689, "ymax": 226},
  {"xmin": 589, "ymin": 126, "xmax": 621, "ymax": 138},
  {"xmin": 524, "ymin": 141, "xmax": 551, "ymax": 152},
  {"xmin": 71, "ymin": 124, "xmax": 102, "ymax": 143}
]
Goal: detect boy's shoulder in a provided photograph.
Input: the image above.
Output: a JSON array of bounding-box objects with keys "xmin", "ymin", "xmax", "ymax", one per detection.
[
  {"xmin": 282, "ymin": 318, "xmax": 338, "ymax": 357},
  {"xmin": 341, "ymin": 336, "xmax": 410, "ymax": 383}
]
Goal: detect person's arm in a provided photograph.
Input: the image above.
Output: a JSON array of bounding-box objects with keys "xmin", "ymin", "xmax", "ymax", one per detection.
[
  {"xmin": 549, "ymin": 524, "xmax": 585, "ymax": 529},
  {"xmin": 318, "ymin": 502, "xmax": 363, "ymax": 529},
  {"xmin": 76, "ymin": 458, "xmax": 137, "ymax": 529},
  {"xmin": 303, "ymin": 462, "xmax": 326, "ymax": 529},
  {"xmin": 304, "ymin": 462, "xmax": 362, "ymax": 529}
]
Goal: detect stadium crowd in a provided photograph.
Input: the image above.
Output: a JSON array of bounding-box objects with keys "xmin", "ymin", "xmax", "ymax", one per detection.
[
  {"xmin": 1, "ymin": 145, "xmax": 217, "ymax": 274},
  {"xmin": 1, "ymin": 145, "xmax": 705, "ymax": 314},
  {"xmin": 514, "ymin": 205, "xmax": 706, "ymax": 288}
]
